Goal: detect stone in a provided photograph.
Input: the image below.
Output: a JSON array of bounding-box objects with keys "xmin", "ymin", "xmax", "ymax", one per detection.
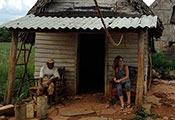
[
  {"xmin": 124, "ymin": 113, "xmax": 127, "ymax": 115},
  {"xmin": 163, "ymin": 117, "xmax": 169, "ymax": 120},
  {"xmin": 169, "ymin": 71, "xmax": 175, "ymax": 77},
  {"xmin": 78, "ymin": 116, "xmax": 113, "ymax": 120},
  {"xmin": 104, "ymin": 103, "xmax": 110, "ymax": 108},
  {"xmin": 93, "ymin": 103, "xmax": 110, "ymax": 112},
  {"xmin": 56, "ymin": 104, "xmax": 65, "ymax": 109},
  {"xmin": 73, "ymin": 96, "xmax": 83, "ymax": 100},
  {"xmin": 153, "ymin": 93, "xmax": 167, "ymax": 98},
  {"xmin": 50, "ymin": 115, "xmax": 69, "ymax": 120},
  {"xmin": 145, "ymin": 95, "xmax": 161, "ymax": 106},
  {"xmin": 100, "ymin": 108, "xmax": 116, "ymax": 115},
  {"xmin": 93, "ymin": 93, "xmax": 104, "ymax": 96},
  {"xmin": 143, "ymin": 104, "xmax": 152, "ymax": 114},
  {"xmin": 156, "ymin": 118, "xmax": 163, "ymax": 120},
  {"xmin": 171, "ymin": 104, "xmax": 175, "ymax": 108},
  {"xmin": 127, "ymin": 111, "xmax": 132, "ymax": 114},
  {"xmin": 0, "ymin": 116, "xmax": 6, "ymax": 120},
  {"xmin": 47, "ymin": 107, "xmax": 59, "ymax": 116},
  {"xmin": 60, "ymin": 109, "xmax": 95, "ymax": 117},
  {"xmin": 146, "ymin": 117, "xmax": 153, "ymax": 120},
  {"xmin": 153, "ymin": 69, "xmax": 160, "ymax": 77}
]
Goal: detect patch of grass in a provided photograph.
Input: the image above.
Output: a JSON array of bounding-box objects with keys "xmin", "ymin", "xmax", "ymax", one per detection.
[
  {"xmin": 0, "ymin": 43, "xmax": 35, "ymax": 103},
  {"xmin": 130, "ymin": 107, "xmax": 159, "ymax": 120},
  {"xmin": 152, "ymin": 52, "xmax": 175, "ymax": 78}
]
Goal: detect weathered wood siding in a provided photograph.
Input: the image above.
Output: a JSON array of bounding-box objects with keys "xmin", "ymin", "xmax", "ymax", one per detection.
[
  {"xmin": 34, "ymin": 31, "xmax": 149, "ymax": 95},
  {"xmin": 106, "ymin": 31, "xmax": 149, "ymax": 95},
  {"xmin": 35, "ymin": 32, "xmax": 76, "ymax": 94},
  {"xmin": 151, "ymin": 0, "xmax": 175, "ymax": 54},
  {"xmin": 45, "ymin": 0, "xmax": 115, "ymax": 13}
]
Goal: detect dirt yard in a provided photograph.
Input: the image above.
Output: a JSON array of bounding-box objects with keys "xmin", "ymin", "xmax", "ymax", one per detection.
[
  {"xmin": 46, "ymin": 78, "xmax": 175, "ymax": 120},
  {"xmin": 45, "ymin": 93, "xmax": 136, "ymax": 120},
  {"xmin": 6, "ymin": 78, "xmax": 175, "ymax": 120},
  {"xmin": 144, "ymin": 78, "xmax": 175, "ymax": 120}
]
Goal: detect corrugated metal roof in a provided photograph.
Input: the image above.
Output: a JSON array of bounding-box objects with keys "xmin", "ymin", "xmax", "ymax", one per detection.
[{"xmin": 0, "ymin": 14, "xmax": 158, "ymax": 30}]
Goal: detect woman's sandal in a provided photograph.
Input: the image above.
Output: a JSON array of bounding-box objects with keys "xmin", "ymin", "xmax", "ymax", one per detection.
[
  {"xmin": 127, "ymin": 103, "xmax": 131, "ymax": 108},
  {"xmin": 120, "ymin": 105, "xmax": 125, "ymax": 110}
]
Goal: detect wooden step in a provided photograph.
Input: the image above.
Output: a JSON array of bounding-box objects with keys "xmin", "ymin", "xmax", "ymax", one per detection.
[
  {"xmin": 17, "ymin": 48, "xmax": 30, "ymax": 51},
  {"xmin": 16, "ymin": 63, "xmax": 26, "ymax": 66},
  {"xmin": 16, "ymin": 77, "xmax": 23, "ymax": 79}
]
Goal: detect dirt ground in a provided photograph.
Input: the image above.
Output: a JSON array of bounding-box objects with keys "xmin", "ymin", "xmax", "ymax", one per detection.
[
  {"xmin": 6, "ymin": 78, "xmax": 175, "ymax": 120},
  {"xmin": 145, "ymin": 79, "xmax": 175, "ymax": 120},
  {"xmin": 46, "ymin": 93, "xmax": 136, "ymax": 120}
]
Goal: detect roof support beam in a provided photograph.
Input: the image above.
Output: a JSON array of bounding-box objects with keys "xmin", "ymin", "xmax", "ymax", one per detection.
[
  {"xmin": 135, "ymin": 30, "xmax": 145, "ymax": 111},
  {"xmin": 4, "ymin": 30, "xmax": 18, "ymax": 105}
]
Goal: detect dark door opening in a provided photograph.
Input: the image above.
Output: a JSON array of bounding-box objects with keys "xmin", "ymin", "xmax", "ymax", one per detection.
[{"xmin": 78, "ymin": 34, "xmax": 105, "ymax": 93}]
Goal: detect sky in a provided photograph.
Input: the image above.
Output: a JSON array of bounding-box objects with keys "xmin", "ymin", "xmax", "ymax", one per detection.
[{"xmin": 0, "ymin": 0, "xmax": 155, "ymax": 25}]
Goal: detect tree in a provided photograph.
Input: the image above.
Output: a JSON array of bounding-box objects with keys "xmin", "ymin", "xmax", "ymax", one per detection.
[{"xmin": 0, "ymin": 28, "xmax": 12, "ymax": 42}]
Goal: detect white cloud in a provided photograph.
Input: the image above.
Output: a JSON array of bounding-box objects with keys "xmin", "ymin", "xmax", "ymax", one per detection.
[
  {"xmin": 23, "ymin": 0, "xmax": 37, "ymax": 8},
  {"xmin": 7, "ymin": 0, "xmax": 23, "ymax": 10},
  {"xmin": 0, "ymin": 0, "xmax": 37, "ymax": 24},
  {"xmin": 0, "ymin": 0, "xmax": 6, "ymax": 10},
  {"xmin": 6, "ymin": 0, "xmax": 37, "ymax": 11},
  {"xmin": 143, "ymin": 0, "xmax": 155, "ymax": 6}
]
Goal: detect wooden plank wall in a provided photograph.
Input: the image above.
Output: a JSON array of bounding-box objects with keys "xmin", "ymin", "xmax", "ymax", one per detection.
[
  {"xmin": 35, "ymin": 32, "xmax": 76, "ymax": 94},
  {"xmin": 106, "ymin": 31, "xmax": 149, "ymax": 94}
]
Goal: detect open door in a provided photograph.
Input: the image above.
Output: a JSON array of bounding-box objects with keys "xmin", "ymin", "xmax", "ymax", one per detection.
[{"xmin": 78, "ymin": 34, "xmax": 105, "ymax": 93}]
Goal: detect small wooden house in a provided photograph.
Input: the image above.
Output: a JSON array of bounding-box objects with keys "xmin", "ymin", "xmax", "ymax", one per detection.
[
  {"xmin": 1, "ymin": 0, "xmax": 163, "ymax": 108},
  {"xmin": 151, "ymin": 0, "xmax": 175, "ymax": 56}
]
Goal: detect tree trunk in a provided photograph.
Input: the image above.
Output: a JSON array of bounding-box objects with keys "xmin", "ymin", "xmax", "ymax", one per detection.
[{"xmin": 4, "ymin": 30, "xmax": 18, "ymax": 105}]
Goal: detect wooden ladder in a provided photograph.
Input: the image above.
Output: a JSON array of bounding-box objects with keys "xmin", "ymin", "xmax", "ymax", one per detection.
[{"xmin": 15, "ymin": 40, "xmax": 33, "ymax": 97}]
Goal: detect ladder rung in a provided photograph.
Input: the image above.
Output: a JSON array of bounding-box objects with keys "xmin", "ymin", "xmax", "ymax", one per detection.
[
  {"xmin": 16, "ymin": 63, "xmax": 26, "ymax": 66},
  {"xmin": 16, "ymin": 77, "xmax": 23, "ymax": 79},
  {"xmin": 17, "ymin": 48, "xmax": 30, "ymax": 51}
]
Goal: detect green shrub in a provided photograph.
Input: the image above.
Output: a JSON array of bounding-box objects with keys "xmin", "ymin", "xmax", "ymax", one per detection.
[
  {"xmin": 0, "ymin": 43, "xmax": 34, "ymax": 103},
  {"xmin": 151, "ymin": 52, "xmax": 175, "ymax": 75},
  {"xmin": 0, "ymin": 28, "xmax": 11, "ymax": 42},
  {"xmin": 130, "ymin": 107, "xmax": 158, "ymax": 120}
]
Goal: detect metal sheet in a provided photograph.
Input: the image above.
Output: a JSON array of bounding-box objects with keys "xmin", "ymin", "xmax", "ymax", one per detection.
[{"xmin": 0, "ymin": 14, "xmax": 158, "ymax": 30}]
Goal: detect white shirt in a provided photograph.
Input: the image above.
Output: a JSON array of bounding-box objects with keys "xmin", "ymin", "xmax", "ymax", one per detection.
[{"xmin": 39, "ymin": 65, "xmax": 60, "ymax": 79}]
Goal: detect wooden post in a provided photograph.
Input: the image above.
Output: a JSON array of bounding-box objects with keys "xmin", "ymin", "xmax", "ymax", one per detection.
[
  {"xmin": 148, "ymin": 51, "xmax": 153, "ymax": 91},
  {"xmin": 4, "ymin": 30, "xmax": 18, "ymax": 105},
  {"xmin": 135, "ymin": 30, "xmax": 145, "ymax": 111},
  {"xmin": 104, "ymin": 36, "xmax": 108, "ymax": 96},
  {"xmin": 15, "ymin": 102, "xmax": 26, "ymax": 120},
  {"xmin": 37, "ymin": 96, "xmax": 48, "ymax": 119}
]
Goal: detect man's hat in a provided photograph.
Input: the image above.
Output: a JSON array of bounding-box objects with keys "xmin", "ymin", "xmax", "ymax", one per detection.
[{"xmin": 47, "ymin": 59, "xmax": 55, "ymax": 63}]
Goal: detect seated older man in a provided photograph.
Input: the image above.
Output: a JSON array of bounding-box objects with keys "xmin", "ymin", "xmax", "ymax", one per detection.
[{"xmin": 37, "ymin": 59, "xmax": 60, "ymax": 103}]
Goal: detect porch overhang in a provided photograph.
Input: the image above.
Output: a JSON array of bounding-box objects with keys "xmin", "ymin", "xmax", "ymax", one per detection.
[{"xmin": 0, "ymin": 14, "xmax": 158, "ymax": 30}]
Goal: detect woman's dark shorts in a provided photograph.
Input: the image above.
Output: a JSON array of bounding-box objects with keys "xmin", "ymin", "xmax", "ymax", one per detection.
[{"xmin": 115, "ymin": 80, "xmax": 131, "ymax": 96}]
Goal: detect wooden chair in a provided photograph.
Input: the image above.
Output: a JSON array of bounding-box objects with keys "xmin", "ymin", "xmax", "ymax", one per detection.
[
  {"xmin": 27, "ymin": 78, "xmax": 40, "ymax": 98},
  {"xmin": 28, "ymin": 67, "xmax": 66, "ymax": 103},
  {"xmin": 54, "ymin": 67, "xmax": 66, "ymax": 104},
  {"xmin": 109, "ymin": 66, "xmax": 138, "ymax": 99}
]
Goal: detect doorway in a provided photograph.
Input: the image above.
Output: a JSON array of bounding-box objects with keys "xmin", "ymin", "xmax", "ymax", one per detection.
[{"xmin": 78, "ymin": 34, "xmax": 105, "ymax": 93}]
